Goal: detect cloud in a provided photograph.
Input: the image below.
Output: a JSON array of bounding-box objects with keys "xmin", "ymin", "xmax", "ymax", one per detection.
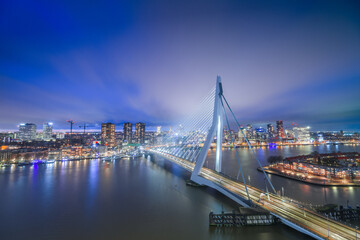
[{"xmin": 0, "ymin": 0, "xmax": 360, "ymax": 130}]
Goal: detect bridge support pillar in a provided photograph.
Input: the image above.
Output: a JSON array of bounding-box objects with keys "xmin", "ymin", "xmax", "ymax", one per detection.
[{"xmin": 215, "ymin": 76, "xmax": 223, "ymax": 173}]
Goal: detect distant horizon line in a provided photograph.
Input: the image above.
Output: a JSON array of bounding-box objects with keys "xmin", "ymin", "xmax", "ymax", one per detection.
[{"xmin": 0, "ymin": 127, "xmax": 359, "ymax": 133}]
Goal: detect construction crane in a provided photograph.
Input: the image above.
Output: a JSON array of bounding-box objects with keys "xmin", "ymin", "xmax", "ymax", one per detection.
[
  {"xmin": 67, "ymin": 119, "xmax": 75, "ymax": 134},
  {"xmin": 79, "ymin": 124, "xmax": 87, "ymax": 134}
]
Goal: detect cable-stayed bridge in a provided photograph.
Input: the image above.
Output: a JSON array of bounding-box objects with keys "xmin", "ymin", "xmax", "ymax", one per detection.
[{"xmin": 148, "ymin": 77, "xmax": 358, "ymax": 240}]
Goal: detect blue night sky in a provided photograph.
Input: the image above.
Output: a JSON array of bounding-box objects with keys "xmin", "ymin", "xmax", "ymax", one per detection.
[{"xmin": 0, "ymin": 0, "xmax": 360, "ymax": 131}]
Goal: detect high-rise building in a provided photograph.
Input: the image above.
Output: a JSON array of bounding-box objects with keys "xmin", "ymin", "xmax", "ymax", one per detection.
[
  {"xmin": 255, "ymin": 127, "xmax": 266, "ymax": 141},
  {"xmin": 19, "ymin": 123, "xmax": 37, "ymax": 141},
  {"xmin": 156, "ymin": 126, "xmax": 161, "ymax": 135},
  {"xmin": 135, "ymin": 122, "xmax": 145, "ymax": 144},
  {"xmin": 267, "ymin": 124, "xmax": 274, "ymax": 139},
  {"xmin": 293, "ymin": 127, "xmax": 311, "ymax": 143},
  {"xmin": 246, "ymin": 124, "xmax": 253, "ymax": 140},
  {"xmin": 276, "ymin": 120, "xmax": 284, "ymax": 139},
  {"xmin": 238, "ymin": 128, "xmax": 245, "ymax": 142},
  {"xmin": 43, "ymin": 122, "xmax": 53, "ymax": 140},
  {"xmin": 101, "ymin": 123, "xmax": 115, "ymax": 147},
  {"xmin": 123, "ymin": 122, "xmax": 133, "ymax": 143}
]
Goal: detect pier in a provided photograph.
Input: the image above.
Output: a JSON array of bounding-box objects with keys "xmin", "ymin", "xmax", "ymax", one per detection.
[{"xmin": 209, "ymin": 207, "xmax": 277, "ymax": 227}]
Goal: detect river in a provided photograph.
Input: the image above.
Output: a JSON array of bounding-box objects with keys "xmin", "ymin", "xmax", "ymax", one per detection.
[
  {"xmin": 0, "ymin": 154, "xmax": 310, "ymax": 240},
  {"xmin": 204, "ymin": 144, "xmax": 360, "ymax": 207}
]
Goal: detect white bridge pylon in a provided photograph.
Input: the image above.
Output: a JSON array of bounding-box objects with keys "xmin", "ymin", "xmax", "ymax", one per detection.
[
  {"xmin": 190, "ymin": 76, "xmax": 276, "ymax": 206},
  {"xmin": 191, "ymin": 76, "xmax": 223, "ymax": 177}
]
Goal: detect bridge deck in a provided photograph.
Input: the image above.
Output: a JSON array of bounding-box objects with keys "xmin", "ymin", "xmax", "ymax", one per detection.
[{"xmin": 150, "ymin": 150, "xmax": 359, "ymax": 240}]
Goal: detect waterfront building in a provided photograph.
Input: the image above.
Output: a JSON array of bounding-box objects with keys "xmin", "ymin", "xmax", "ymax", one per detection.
[
  {"xmin": 19, "ymin": 123, "xmax": 37, "ymax": 141},
  {"xmin": 42, "ymin": 122, "xmax": 53, "ymax": 140},
  {"xmin": 276, "ymin": 120, "xmax": 284, "ymax": 139},
  {"xmin": 48, "ymin": 149, "xmax": 62, "ymax": 161},
  {"xmin": 237, "ymin": 128, "xmax": 246, "ymax": 142},
  {"xmin": 0, "ymin": 150, "xmax": 11, "ymax": 161},
  {"xmin": 61, "ymin": 146, "xmax": 92, "ymax": 159},
  {"xmin": 101, "ymin": 123, "xmax": 115, "ymax": 147},
  {"xmin": 318, "ymin": 133, "xmax": 324, "ymax": 142},
  {"xmin": 224, "ymin": 129, "xmax": 230, "ymax": 142},
  {"xmin": 2, "ymin": 148, "xmax": 48, "ymax": 162},
  {"xmin": 156, "ymin": 126, "xmax": 161, "ymax": 135},
  {"xmin": 246, "ymin": 124, "xmax": 253, "ymax": 140},
  {"xmin": 135, "ymin": 122, "xmax": 145, "ymax": 144},
  {"xmin": 293, "ymin": 126, "xmax": 311, "ymax": 143},
  {"xmin": 281, "ymin": 152, "xmax": 360, "ymax": 179},
  {"xmin": 123, "ymin": 122, "xmax": 133, "ymax": 143},
  {"xmin": 267, "ymin": 124, "xmax": 274, "ymax": 139},
  {"xmin": 255, "ymin": 127, "xmax": 267, "ymax": 142}
]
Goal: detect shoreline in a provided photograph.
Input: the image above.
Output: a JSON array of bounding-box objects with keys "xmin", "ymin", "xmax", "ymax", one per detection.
[
  {"xmin": 214, "ymin": 142, "xmax": 360, "ymax": 149},
  {"xmin": 259, "ymin": 166, "xmax": 360, "ymax": 187}
]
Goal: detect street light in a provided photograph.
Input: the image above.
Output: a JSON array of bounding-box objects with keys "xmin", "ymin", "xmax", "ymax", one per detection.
[{"xmin": 303, "ymin": 206, "xmax": 306, "ymax": 217}]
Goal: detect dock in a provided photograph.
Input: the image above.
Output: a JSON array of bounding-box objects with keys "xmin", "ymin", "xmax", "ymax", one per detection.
[{"xmin": 209, "ymin": 207, "xmax": 278, "ymax": 227}]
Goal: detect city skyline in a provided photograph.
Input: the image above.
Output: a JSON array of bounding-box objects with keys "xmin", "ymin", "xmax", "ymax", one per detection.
[
  {"xmin": 1, "ymin": 0, "xmax": 360, "ymax": 130},
  {"xmin": 2, "ymin": 1, "xmax": 360, "ymax": 239},
  {"xmin": 1, "ymin": 119, "xmax": 359, "ymax": 133}
]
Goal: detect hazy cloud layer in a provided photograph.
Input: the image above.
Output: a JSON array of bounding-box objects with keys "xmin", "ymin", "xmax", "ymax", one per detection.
[{"xmin": 0, "ymin": 0, "xmax": 359, "ymax": 130}]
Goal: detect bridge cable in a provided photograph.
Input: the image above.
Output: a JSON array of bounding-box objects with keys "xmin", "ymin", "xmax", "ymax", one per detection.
[
  {"xmin": 220, "ymin": 97, "xmax": 251, "ymax": 201},
  {"xmin": 175, "ymin": 109, "xmax": 214, "ymax": 160},
  {"xmin": 221, "ymin": 95, "xmax": 277, "ymax": 194}
]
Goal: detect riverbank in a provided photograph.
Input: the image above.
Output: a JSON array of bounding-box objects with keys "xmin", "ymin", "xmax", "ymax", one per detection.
[
  {"xmin": 260, "ymin": 166, "xmax": 360, "ymax": 186},
  {"xmin": 214, "ymin": 142, "xmax": 360, "ymax": 149}
]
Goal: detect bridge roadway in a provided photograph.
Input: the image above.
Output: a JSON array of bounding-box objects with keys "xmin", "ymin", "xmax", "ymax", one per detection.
[{"xmin": 150, "ymin": 150, "xmax": 359, "ymax": 240}]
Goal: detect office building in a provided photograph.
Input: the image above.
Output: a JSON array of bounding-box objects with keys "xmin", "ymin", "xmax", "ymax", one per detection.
[
  {"xmin": 255, "ymin": 127, "xmax": 266, "ymax": 141},
  {"xmin": 135, "ymin": 122, "xmax": 146, "ymax": 144},
  {"xmin": 293, "ymin": 127, "xmax": 311, "ymax": 143},
  {"xmin": 101, "ymin": 123, "xmax": 115, "ymax": 147},
  {"xmin": 238, "ymin": 128, "xmax": 246, "ymax": 142},
  {"xmin": 19, "ymin": 123, "xmax": 37, "ymax": 141},
  {"xmin": 43, "ymin": 122, "xmax": 53, "ymax": 140},
  {"xmin": 156, "ymin": 126, "xmax": 161, "ymax": 135},
  {"xmin": 246, "ymin": 124, "xmax": 253, "ymax": 140},
  {"xmin": 267, "ymin": 124, "xmax": 274, "ymax": 139},
  {"xmin": 276, "ymin": 120, "xmax": 284, "ymax": 139},
  {"xmin": 123, "ymin": 122, "xmax": 133, "ymax": 143}
]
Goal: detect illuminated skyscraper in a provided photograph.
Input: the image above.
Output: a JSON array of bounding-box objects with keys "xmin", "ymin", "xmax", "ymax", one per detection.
[
  {"xmin": 43, "ymin": 122, "xmax": 53, "ymax": 140},
  {"xmin": 267, "ymin": 123, "xmax": 274, "ymax": 139},
  {"xmin": 135, "ymin": 122, "xmax": 145, "ymax": 144},
  {"xmin": 293, "ymin": 126, "xmax": 311, "ymax": 143},
  {"xmin": 123, "ymin": 122, "xmax": 133, "ymax": 143},
  {"xmin": 276, "ymin": 120, "xmax": 284, "ymax": 139},
  {"xmin": 19, "ymin": 123, "xmax": 37, "ymax": 141},
  {"xmin": 246, "ymin": 124, "xmax": 253, "ymax": 139},
  {"xmin": 101, "ymin": 123, "xmax": 115, "ymax": 147},
  {"xmin": 237, "ymin": 128, "xmax": 246, "ymax": 142},
  {"xmin": 156, "ymin": 126, "xmax": 161, "ymax": 135}
]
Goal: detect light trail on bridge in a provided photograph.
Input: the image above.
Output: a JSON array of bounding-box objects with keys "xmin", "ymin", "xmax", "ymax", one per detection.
[
  {"xmin": 150, "ymin": 77, "xmax": 359, "ymax": 240},
  {"xmin": 151, "ymin": 150, "xmax": 359, "ymax": 240}
]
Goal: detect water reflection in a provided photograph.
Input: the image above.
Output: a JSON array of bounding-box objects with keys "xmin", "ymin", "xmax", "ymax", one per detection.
[
  {"xmin": 0, "ymin": 151, "xmax": 357, "ymax": 240},
  {"xmin": 207, "ymin": 144, "xmax": 360, "ymax": 206}
]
